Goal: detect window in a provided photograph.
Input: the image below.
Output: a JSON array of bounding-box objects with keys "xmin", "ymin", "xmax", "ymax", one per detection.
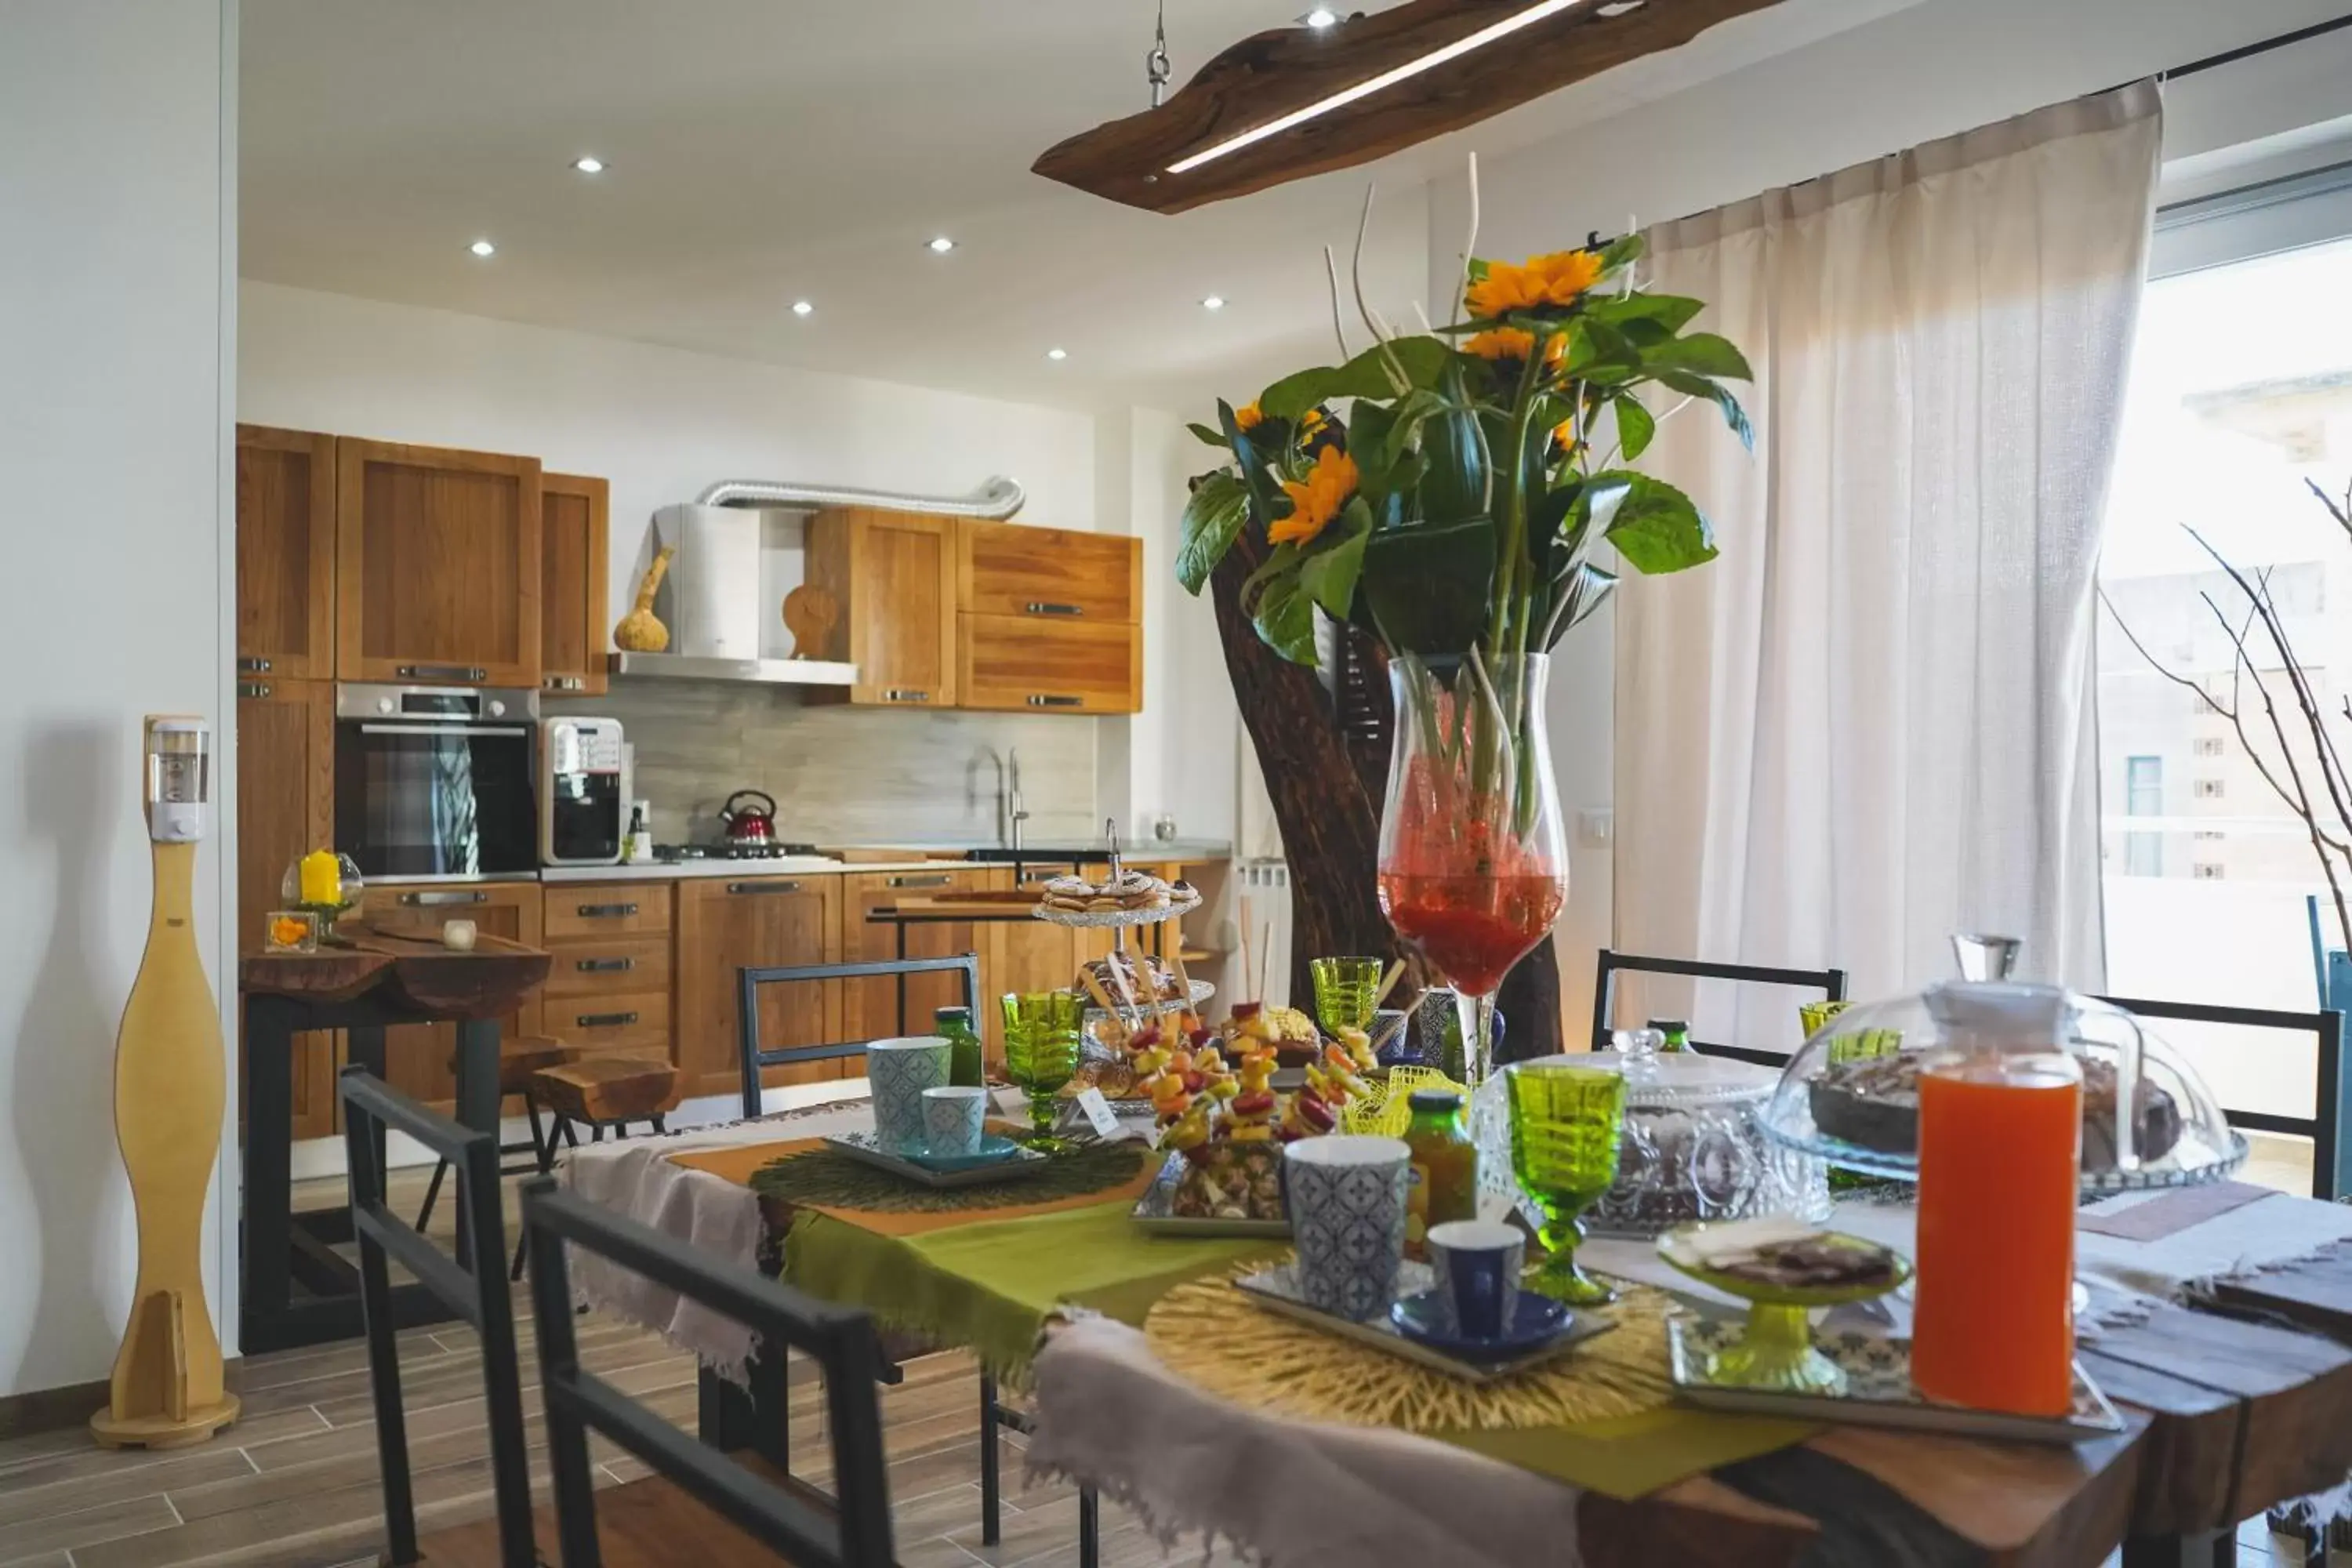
[
  {"xmin": 2122, "ymin": 755, "xmax": 2163, "ymax": 876},
  {"xmin": 2194, "ymin": 779, "xmax": 2227, "ymax": 800},
  {"xmin": 2193, "ymin": 737, "xmax": 2226, "ymax": 757}
]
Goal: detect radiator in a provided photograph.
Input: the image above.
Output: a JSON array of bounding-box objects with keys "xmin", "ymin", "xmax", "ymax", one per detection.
[{"xmin": 1232, "ymin": 858, "xmax": 1295, "ymax": 1010}]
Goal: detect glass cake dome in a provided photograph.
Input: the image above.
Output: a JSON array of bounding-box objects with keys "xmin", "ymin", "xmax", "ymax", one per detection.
[{"xmin": 1759, "ymin": 981, "xmax": 2247, "ymax": 1194}]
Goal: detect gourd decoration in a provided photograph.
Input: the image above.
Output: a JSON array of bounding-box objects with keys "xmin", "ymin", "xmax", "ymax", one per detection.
[
  {"xmin": 782, "ymin": 583, "xmax": 838, "ymax": 661},
  {"xmin": 613, "ymin": 544, "xmax": 676, "ymax": 652}
]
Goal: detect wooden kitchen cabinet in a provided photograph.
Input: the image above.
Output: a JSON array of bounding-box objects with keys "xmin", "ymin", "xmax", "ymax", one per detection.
[
  {"xmin": 960, "ymin": 614, "xmax": 1142, "ymax": 714},
  {"xmin": 336, "ymin": 437, "xmax": 543, "ymax": 688},
  {"xmin": 236, "ymin": 426, "xmax": 338, "ymax": 681},
  {"xmin": 958, "ymin": 521, "xmax": 1139, "ymax": 622},
  {"xmin": 541, "ymin": 881, "xmax": 673, "ymax": 1067},
  {"xmin": 236, "ymin": 675, "xmax": 337, "ymax": 1140},
  {"xmin": 978, "ymin": 868, "xmax": 1079, "ymax": 1070},
  {"xmin": 675, "ymin": 876, "xmax": 844, "ymax": 1101},
  {"xmin": 358, "ymin": 882, "xmax": 543, "ymax": 1112},
  {"xmin": 539, "ymin": 472, "xmax": 610, "ymax": 696},
  {"xmin": 841, "ymin": 868, "xmax": 989, "ymax": 1044},
  {"xmin": 804, "ymin": 508, "xmax": 958, "ymax": 708}
]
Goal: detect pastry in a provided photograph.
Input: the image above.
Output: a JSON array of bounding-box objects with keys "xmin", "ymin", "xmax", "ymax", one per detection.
[
  {"xmin": 1808, "ymin": 1052, "xmax": 2181, "ymax": 1167},
  {"xmin": 1680, "ymin": 1221, "xmax": 1900, "ymax": 1291}
]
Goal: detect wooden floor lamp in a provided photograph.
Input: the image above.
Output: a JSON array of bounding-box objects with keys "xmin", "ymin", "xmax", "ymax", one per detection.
[{"xmin": 89, "ymin": 717, "xmax": 240, "ymax": 1449}]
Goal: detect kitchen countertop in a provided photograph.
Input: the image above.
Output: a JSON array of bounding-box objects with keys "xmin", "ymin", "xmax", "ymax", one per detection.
[{"xmin": 535, "ymin": 839, "xmax": 1232, "ymax": 884}]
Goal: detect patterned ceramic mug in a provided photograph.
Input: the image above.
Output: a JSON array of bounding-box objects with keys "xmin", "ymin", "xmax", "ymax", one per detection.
[
  {"xmin": 921, "ymin": 1085, "xmax": 987, "ymax": 1159},
  {"xmin": 1283, "ymin": 1135, "xmax": 1412, "ymax": 1321},
  {"xmin": 866, "ymin": 1037, "xmax": 952, "ymax": 1153}
]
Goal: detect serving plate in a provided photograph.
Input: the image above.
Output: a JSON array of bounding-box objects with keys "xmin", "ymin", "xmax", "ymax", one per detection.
[
  {"xmin": 823, "ymin": 1130, "xmax": 1051, "ymax": 1190},
  {"xmin": 1236, "ymin": 1262, "xmax": 1613, "ymax": 1383},
  {"xmin": 1130, "ymin": 1152, "xmax": 1290, "ymax": 1238}
]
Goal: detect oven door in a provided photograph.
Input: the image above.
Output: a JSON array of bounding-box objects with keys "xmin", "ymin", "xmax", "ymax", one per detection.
[{"xmin": 336, "ymin": 721, "xmax": 536, "ymax": 880}]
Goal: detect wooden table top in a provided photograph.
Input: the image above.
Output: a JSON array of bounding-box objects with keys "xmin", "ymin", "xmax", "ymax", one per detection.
[{"xmin": 238, "ymin": 927, "xmax": 551, "ymax": 1018}]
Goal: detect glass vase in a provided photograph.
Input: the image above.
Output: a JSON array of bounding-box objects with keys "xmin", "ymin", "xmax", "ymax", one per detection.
[{"xmin": 1376, "ymin": 652, "xmax": 1568, "ymax": 1091}]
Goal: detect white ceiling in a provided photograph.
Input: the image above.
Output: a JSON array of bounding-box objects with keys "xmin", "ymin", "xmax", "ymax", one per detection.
[{"xmin": 240, "ymin": 0, "xmax": 1911, "ymax": 414}]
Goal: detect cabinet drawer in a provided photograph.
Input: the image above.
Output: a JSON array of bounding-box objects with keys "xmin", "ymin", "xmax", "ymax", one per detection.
[
  {"xmin": 543, "ymin": 990, "xmax": 671, "ymax": 1057},
  {"xmin": 959, "ymin": 614, "xmax": 1140, "ymax": 713},
  {"xmin": 544, "ymin": 884, "xmax": 673, "ymax": 938},
  {"xmin": 543, "ymin": 935, "xmax": 673, "ymax": 998},
  {"xmin": 959, "ymin": 521, "xmax": 1138, "ymax": 622}
]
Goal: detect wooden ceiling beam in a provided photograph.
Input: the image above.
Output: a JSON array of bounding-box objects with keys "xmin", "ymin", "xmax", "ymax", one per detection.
[{"xmin": 1033, "ymin": 0, "xmax": 1788, "ymax": 216}]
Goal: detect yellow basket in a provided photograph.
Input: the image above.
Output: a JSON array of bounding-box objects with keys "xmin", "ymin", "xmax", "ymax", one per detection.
[{"xmin": 1341, "ymin": 1064, "xmax": 1471, "ymax": 1136}]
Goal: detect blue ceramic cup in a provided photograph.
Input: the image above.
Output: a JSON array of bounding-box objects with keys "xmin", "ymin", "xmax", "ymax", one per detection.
[
  {"xmin": 866, "ymin": 1036, "xmax": 952, "ymax": 1152},
  {"xmin": 1424, "ymin": 1219, "xmax": 1526, "ymax": 1340}
]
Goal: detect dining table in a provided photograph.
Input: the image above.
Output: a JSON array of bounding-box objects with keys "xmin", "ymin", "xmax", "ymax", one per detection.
[{"xmin": 557, "ymin": 1104, "xmax": 2352, "ymax": 1568}]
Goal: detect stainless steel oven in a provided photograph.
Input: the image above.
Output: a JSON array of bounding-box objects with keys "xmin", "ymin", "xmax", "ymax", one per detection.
[{"xmin": 334, "ymin": 684, "xmax": 539, "ymax": 881}]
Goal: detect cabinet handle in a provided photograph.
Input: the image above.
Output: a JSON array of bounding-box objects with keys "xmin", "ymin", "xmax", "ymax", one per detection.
[
  {"xmin": 237, "ymin": 656, "xmax": 272, "ymax": 673},
  {"xmin": 725, "ymin": 880, "xmax": 802, "ymax": 895},
  {"xmin": 238, "ymin": 681, "xmax": 273, "ymax": 699},
  {"xmin": 575, "ymin": 956, "xmax": 637, "ymax": 974},
  {"xmin": 884, "ymin": 689, "xmax": 931, "ymax": 703},
  {"xmin": 575, "ymin": 902, "xmax": 640, "ymax": 918},
  {"xmin": 397, "ymin": 663, "xmax": 488, "ymax": 682},
  {"xmin": 400, "ymin": 889, "xmax": 491, "ymax": 906},
  {"xmin": 886, "ymin": 873, "xmax": 952, "ymax": 888},
  {"xmin": 1025, "ymin": 601, "xmax": 1083, "ymax": 617},
  {"xmin": 544, "ymin": 675, "xmax": 587, "ymax": 692},
  {"xmin": 575, "ymin": 1011, "xmax": 639, "ymax": 1029},
  {"xmin": 1026, "ymin": 694, "xmax": 1084, "ymax": 708}
]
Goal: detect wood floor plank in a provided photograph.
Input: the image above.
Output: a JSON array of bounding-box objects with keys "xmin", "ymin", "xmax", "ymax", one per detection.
[
  {"xmin": 0, "ymin": 1487, "xmax": 182, "ymax": 1563},
  {"xmin": 0, "ymin": 1442, "xmax": 253, "ymax": 1530}
]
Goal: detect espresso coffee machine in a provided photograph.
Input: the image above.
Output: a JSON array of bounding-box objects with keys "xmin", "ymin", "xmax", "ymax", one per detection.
[{"xmin": 539, "ymin": 717, "xmax": 628, "ymax": 866}]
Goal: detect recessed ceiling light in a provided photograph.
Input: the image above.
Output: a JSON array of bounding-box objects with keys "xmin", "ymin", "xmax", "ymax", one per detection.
[
  {"xmin": 1300, "ymin": 6, "xmax": 1341, "ymax": 27},
  {"xmin": 571, "ymin": 155, "xmax": 606, "ymax": 174},
  {"xmin": 927, "ymin": 236, "xmax": 956, "ymax": 254},
  {"xmin": 468, "ymin": 239, "xmax": 497, "ymax": 257},
  {"xmin": 790, "ymin": 299, "xmax": 815, "ymax": 317},
  {"xmin": 1046, "ymin": 347, "xmax": 1069, "ymax": 361},
  {"xmin": 1202, "ymin": 295, "xmax": 1227, "ymax": 310},
  {"xmin": 1172, "ymin": 0, "xmax": 1589, "ymax": 175}
]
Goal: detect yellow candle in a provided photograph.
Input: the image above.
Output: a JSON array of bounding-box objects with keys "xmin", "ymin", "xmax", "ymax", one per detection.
[{"xmin": 299, "ymin": 849, "xmax": 342, "ymax": 907}]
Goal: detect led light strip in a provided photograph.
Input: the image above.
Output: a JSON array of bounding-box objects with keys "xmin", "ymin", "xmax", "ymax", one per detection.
[{"xmin": 1166, "ymin": 0, "xmax": 1592, "ymax": 175}]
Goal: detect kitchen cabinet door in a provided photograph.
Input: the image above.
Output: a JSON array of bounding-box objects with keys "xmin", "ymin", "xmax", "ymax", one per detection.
[
  {"xmin": 235, "ymin": 426, "xmax": 337, "ymax": 681},
  {"xmin": 539, "ymin": 472, "xmax": 610, "ymax": 696},
  {"xmin": 336, "ymin": 438, "xmax": 543, "ymax": 688},
  {"xmin": 958, "ymin": 521, "xmax": 1139, "ymax": 623},
  {"xmin": 805, "ymin": 508, "xmax": 958, "ymax": 708},
  {"xmin": 358, "ymin": 882, "xmax": 544, "ymax": 1112},
  {"xmin": 959, "ymin": 614, "xmax": 1142, "ymax": 715},
  {"xmin": 840, "ymin": 868, "xmax": 989, "ymax": 1044},
  {"xmin": 676, "ymin": 876, "xmax": 844, "ymax": 1101},
  {"xmin": 236, "ymin": 676, "xmax": 336, "ymax": 1140},
  {"xmin": 979, "ymin": 869, "xmax": 1077, "ymax": 1072}
]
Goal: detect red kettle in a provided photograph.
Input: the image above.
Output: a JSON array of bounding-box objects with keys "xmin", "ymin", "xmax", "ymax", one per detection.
[{"xmin": 719, "ymin": 789, "xmax": 778, "ymax": 842}]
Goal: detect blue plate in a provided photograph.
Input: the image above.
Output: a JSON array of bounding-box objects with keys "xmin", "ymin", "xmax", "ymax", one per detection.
[
  {"xmin": 901, "ymin": 1134, "xmax": 1028, "ymax": 1174},
  {"xmin": 1389, "ymin": 1288, "xmax": 1573, "ymax": 1360}
]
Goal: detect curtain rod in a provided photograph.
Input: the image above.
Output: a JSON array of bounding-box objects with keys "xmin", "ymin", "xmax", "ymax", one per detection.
[{"xmin": 2154, "ymin": 10, "xmax": 2352, "ymax": 85}]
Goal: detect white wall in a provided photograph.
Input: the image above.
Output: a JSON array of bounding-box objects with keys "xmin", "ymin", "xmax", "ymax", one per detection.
[
  {"xmin": 1425, "ymin": 0, "xmax": 2352, "ymax": 1029},
  {"xmin": 0, "ymin": 2, "xmax": 237, "ymax": 1395}
]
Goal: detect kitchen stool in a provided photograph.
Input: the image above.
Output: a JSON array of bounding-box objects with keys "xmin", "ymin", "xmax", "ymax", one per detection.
[{"xmin": 412, "ymin": 1033, "xmax": 572, "ymax": 1236}]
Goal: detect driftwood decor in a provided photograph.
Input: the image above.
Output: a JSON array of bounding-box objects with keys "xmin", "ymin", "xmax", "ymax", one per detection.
[
  {"xmin": 1210, "ymin": 528, "xmax": 1563, "ymax": 1061},
  {"xmin": 1034, "ymin": 0, "xmax": 1787, "ymax": 216}
]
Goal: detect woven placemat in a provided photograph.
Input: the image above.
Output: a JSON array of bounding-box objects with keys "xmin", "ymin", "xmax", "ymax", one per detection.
[
  {"xmin": 749, "ymin": 1140, "xmax": 1147, "ymax": 1214},
  {"xmin": 1145, "ymin": 1266, "xmax": 1674, "ymax": 1433}
]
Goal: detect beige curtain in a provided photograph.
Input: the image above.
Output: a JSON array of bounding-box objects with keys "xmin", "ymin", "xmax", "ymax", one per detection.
[{"xmin": 1615, "ymin": 82, "xmax": 2162, "ymax": 1043}]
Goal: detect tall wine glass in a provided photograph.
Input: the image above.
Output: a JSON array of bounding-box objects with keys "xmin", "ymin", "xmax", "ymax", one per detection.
[
  {"xmin": 1507, "ymin": 1060, "xmax": 1628, "ymax": 1305},
  {"xmin": 1001, "ymin": 991, "xmax": 1083, "ymax": 1149},
  {"xmin": 1376, "ymin": 652, "xmax": 1569, "ymax": 1089}
]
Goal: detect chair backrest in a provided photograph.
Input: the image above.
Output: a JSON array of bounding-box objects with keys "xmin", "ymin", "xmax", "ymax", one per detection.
[
  {"xmin": 737, "ymin": 953, "xmax": 982, "ymax": 1119},
  {"xmin": 519, "ymin": 1177, "xmax": 896, "ymax": 1568},
  {"xmin": 1591, "ymin": 949, "xmax": 1849, "ymax": 1067},
  {"xmin": 2093, "ymin": 994, "xmax": 2348, "ymax": 1201},
  {"xmin": 339, "ymin": 1066, "xmax": 535, "ymax": 1568}
]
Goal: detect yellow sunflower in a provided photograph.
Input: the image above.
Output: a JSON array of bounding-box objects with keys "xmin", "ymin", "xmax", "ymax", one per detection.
[
  {"xmin": 1272, "ymin": 446, "xmax": 1357, "ymax": 546},
  {"xmin": 1464, "ymin": 328, "xmax": 1566, "ymax": 368},
  {"xmin": 1465, "ymin": 249, "xmax": 1606, "ymax": 320},
  {"xmin": 1234, "ymin": 401, "xmax": 1266, "ymax": 432},
  {"xmin": 1298, "ymin": 407, "xmax": 1327, "ymax": 437}
]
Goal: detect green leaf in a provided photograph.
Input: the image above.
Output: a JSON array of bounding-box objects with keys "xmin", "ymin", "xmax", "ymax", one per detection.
[
  {"xmin": 1298, "ymin": 512, "xmax": 1371, "ymax": 619},
  {"xmin": 1576, "ymin": 474, "xmax": 1635, "ymax": 543},
  {"xmin": 1258, "ymin": 337, "xmax": 1454, "ymax": 422},
  {"xmin": 1187, "ymin": 422, "xmax": 1231, "ymax": 448},
  {"xmin": 1174, "ymin": 470, "xmax": 1250, "ymax": 596},
  {"xmin": 1548, "ymin": 562, "xmax": 1620, "ymax": 648},
  {"xmin": 1613, "ymin": 395, "xmax": 1656, "ymax": 463},
  {"xmin": 1219, "ymin": 398, "xmax": 1290, "ymax": 535},
  {"xmin": 1653, "ymin": 373, "xmax": 1754, "ymax": 450},
  {"xmin": 1598, "ymin": 233, "xmax": 1646, "ymax": 274},
  {"xmin": 1585, "ymin": 291, "xmax": 1703, "ymax": 336},
  {"xmin": 1253, "ymin": 574, "xmax": 1319, "ymax": 664},
  {"xmin": 1602, "ymin": 473, "xmax": 1718, "ymax": 575},
  {"xmin": 1646, "ymin": 332, "xmax": 1754, "ymax": 382},
  {"xmin": 1363, "ymin": 518, "xmax": 1496, "ymax": 657}
]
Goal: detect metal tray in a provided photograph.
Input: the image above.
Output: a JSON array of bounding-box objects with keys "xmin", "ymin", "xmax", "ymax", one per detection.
[
  {"xmin": 1664, "ymin": 1316, "xmax": 2126, "ymax": 1443},
  {"xmin": 822, "ymin": 1131, "xmax": 1051, "ymax": 1190},
  {"xmin": 1236, "ymin": 1263, "xmax": 1616, "ymax": 1383},
  {"xmin": 1130, "ymin": 1152, "xmax": 1290, "ymax": 1238}
]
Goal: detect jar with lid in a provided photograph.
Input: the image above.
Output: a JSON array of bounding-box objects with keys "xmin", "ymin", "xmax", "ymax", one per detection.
[
  {"xmin": 1402, "ymin": 1088, "xmax": 1478, "ymax": 1258},
  {"xmin": 935, "ymin": 1005, "xmax": 985, "ymax": 1088}
]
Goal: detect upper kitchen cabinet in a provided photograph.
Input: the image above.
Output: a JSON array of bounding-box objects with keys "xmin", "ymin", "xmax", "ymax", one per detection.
[
  {"xmin": 804, "ymin": 507, "xmax": 958, "ymax": 707},
  {"xmin": 958, "ymin": 521, "xmax": 1138, "ymax": 622},
  {"xmin": 235, "ymin": 425, "xmax": 337, "ymax": 680},
  {"xmin": 539, "ymin": 471, "xmax": 611, "ymax": 696},
  {"xmin": 336, "ymin": 438, "xmax": 543, "ymax": 688},
  {"xmin": 960, "ymin": 615, "xmax": 1142, "ymax": 713}
]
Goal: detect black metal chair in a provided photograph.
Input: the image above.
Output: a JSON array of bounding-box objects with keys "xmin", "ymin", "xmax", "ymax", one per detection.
[
  {"xmin": 735, "ymin": 953, "xmax": 982, "ymax": 1120},
  {"xmin": 339, "ymin": 1066, "xmax": 535, "ymax": 1568},
  {"xmin": 521, "ymin": 1177, "xmax": 898, "ymax": 1568},
  {"xmin": 1591, "ymin": 949, "xmax": 1849, "ymax": 1066},
  {"xmin": 2094, "ymin": 995, "xmax": 2348, "ymax": 1202}
]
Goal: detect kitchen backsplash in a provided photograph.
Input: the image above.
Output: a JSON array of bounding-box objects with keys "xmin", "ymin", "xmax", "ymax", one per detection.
[{"xmin": 546, "ymin": 684, "xmax": 1098, "ymax": 847}]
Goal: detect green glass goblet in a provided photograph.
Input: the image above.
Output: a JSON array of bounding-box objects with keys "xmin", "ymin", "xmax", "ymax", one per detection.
[
  {"xmin": 1308, "ymin": 956, "xmax": 1383, "ymax": 1037},
  {"xmin": 1658, "ymin": 1225, "xmax": 1911, "ymax": 1396},
  {"xmin": 1001, "ymin": 990, "xmax": 1083, "ymax": 1149},
  {"xmin": 1507, "ymin": 1061, "xmax": 1628, "ymax": 1305}
]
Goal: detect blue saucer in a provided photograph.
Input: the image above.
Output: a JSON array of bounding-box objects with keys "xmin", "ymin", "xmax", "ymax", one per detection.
[
  {"xmin": 1389, "ymin": 1288, "xmax": 1573, "ymax": 1359},
  {"xmin": 902, "ymin": 1134, "xmax": 1027, "ymax": 1174}
]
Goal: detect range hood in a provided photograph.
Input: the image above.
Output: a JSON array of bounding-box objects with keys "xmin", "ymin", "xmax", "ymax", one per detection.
[{"xmin": 607, "ymin": 650, "xmax": 856, "ymax": 688}]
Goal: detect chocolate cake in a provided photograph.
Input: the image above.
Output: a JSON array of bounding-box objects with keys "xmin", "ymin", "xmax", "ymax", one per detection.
[{"xmin": 1809, "ymin": 1053, "xmax": 2180, "ymax": 1167}]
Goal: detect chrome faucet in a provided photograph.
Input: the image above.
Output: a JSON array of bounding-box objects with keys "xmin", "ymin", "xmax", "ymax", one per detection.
[{"xmin": 1007, "ymin": 746, "xmax": 1029, "ymax": 853}]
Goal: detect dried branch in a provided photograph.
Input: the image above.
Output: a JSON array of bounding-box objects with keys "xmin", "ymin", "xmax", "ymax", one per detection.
[
  {"xmin": 1322, "ymin": 245, "xmax": 1350, "ymax": 362},
  {"xmin": 1452, "ymin": 151, "xmax": 1480, "ymax": 331}
]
